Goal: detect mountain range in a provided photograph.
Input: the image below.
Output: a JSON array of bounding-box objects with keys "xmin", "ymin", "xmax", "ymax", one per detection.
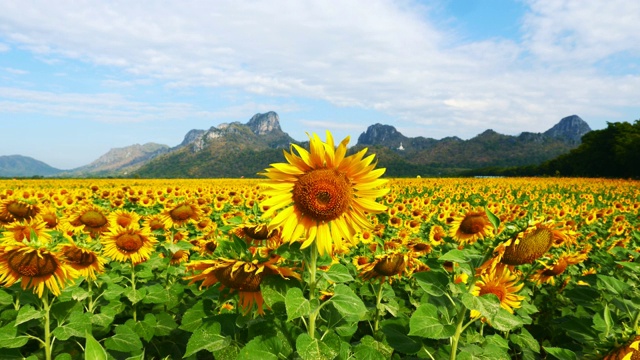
[{"xmin": 0, "ymin": 113, "xmax": 591, "ymax": 178}]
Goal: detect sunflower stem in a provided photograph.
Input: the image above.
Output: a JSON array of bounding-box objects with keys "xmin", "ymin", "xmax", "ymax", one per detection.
[
  {"xmin": 449, "ymin": 304, "xmax": 467, "ymax": 360},
  {"xmin": 130, "ymin": 262, "xmax": 137, "ymax": 322},
  {"xmin": 373, "ymin": 280, "xmax": 385, "ymax": 339},
  {"xmin": 306, "ymin": 241, "xmax": 319, "ymax": 339},
  {"xmin": 41, "ymin": 289, "xmax": 53, "ymax": 360}
]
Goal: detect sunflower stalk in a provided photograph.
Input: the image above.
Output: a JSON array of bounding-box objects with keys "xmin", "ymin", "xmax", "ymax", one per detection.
[
  {"xmin": 306, "ymin": 241, "xmax": 319, "ymax": 339},
  {"xmin": 373, "ymin": 280, "xmax": 385, "ymax": 339},
  {"xmin": 41, "ymin": 289, "xmax": 54, "ymax": 360},
  {"xmin": 130, "ymin": 262, "xmax": 138, "ymax": 322}
]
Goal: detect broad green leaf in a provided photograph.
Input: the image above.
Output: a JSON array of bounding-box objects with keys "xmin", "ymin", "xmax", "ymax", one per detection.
[
  {"xmin": 91, "ymin": 312, "xmax": 115, "ymax": 328},
  {"xmin": 16, "ymin": 305, "xmax": 44, "ymax": 325},
  {"xmin": 408, "ymin": 303, "xmax": 456, "ymax": 339},
  {"xmin": 142, "ymin": 284, "xmax": 170, "ymax": 304},
  {"xmin": 52, "ymin": 312, "xmax": 91, "ymax": 340},
  {"xmin": 491, "ymin": 308, "xmax": 524, "ymax": 332},
  {"xmin": 85, "ymin": 332, "xmax": 108, "ymax": 360},
  {"xmin": 615, "ymin": 261, "xmax": 640, "ymax": 273},
  {"xmin": 237, "ymin": 336, "xmax": 280, "ymax": 360},
  {"xmin": 439, "ymin": 249, "xmax": 472, "ymax": 263},
  {"xmin": 414, "ymin": 271, "xmax": 449, "ymax": 297},
  {"xmin": 543, "ymin": 347, "xmax": 577, "ymax": 360},
  {"xmin": 381, "ymin": 321, "xmax": 422, "ymax": 355},
  {"xmin": 179, "ymin": 300, "xmax": 205, "ymax": 332},
  {"xmin": 260, "ymin": 276, "xmax": 292, "ymax": 307},
  {"xmin": 484, "ymin": 206, "xmax": 500, "ymax": 234},
  {"xmin": 0, "ymin": 290, "xmax": 12, "ymax": 306},
  {"xmin": 126, "ymin": 314, "xmax": 156, "ymax": 342},
  {"xmin": 103, "ymin": 283, "xmax": 125, "ymax": 300},
  {"xmin": 104, "ymin": 324, "xmax": 143, "ymax": 353},
  {"xmin": 296, "ymin": 333, "xmax": 338, "ymax": 360},
  {"xmin": 597, "ymin": 274, "xmax": 631, "ymax": 295},
  {"xmin": 0, "ymin": 321, "xmax": 29, "ymax": 348},
  {"xmin": 183, "ymin": 322, "xmax": 229, "ymax": 358},
  {"xmin": 461, "ymin": 292, "xmax": 500, "ymax": 320},
  {"xmin": 509, "ymin": 328, "xmax": 540, "ymax": 353},
  {"xmin": 72, "ymin": 286, "xmax": 90, "ymax": 301},
  {"xmin": 123, "ymin": 287, "xmax": 147, "ymax": 305},
  {"xmin": 330, "ymin": 284, "xmax": 367, "ymax": 321},
  {"xmin": 321, "ymin": 264, "xmax": 354, "ymax": 283},
  {"xmin": 54, "ymin": 353, "xmax": 72, "ymax": 360},
  {"xmin": 155, "ymin": 312, "xmax": 178, "ymax": 337},
  {"xmin": 285, "ymin": 287, "xmax": 310, "ymax": 322}
]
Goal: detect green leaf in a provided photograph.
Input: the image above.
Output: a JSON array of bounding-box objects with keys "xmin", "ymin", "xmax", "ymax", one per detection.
[
  {"xmin": 355, "ymin": 336, "xmax": 393, "ymax": 359},
  {"xmin": 54, "ymin": 353, "xmax": 72, "ymax": 360},
  {"xmin": 491, "ymin": 308, "xmax": 524, "ymax": 332},
  {"xmin": 141, "ymin": 284, "xmax": 170, "ymax": 304},
  {"xmin": 509, "ymin": 328, "xmax": 540, "ymax": 354},
  {"xmin": 285, "ymin": 287, "xmax": 310, "ymax": 321},
  {"xmin": 330, "ymin": 284, "xmax": 367, "ymax": 321},
  {"xmin": 0, "ymin": 321, "xmax": 29, "ymax": 348},
  {"xmin": 52, "ymin": 312, "xmax": 91, "ymax": 340},
  {"xmin": 0, "ymin": 290, "xmax": 13, "ymax": 306},
  {"xmin": 91, "ymin": 312, "xmax": 115, "ymax": 328},
  {"xmin": 439, "ymin": 249, "xmax": 473, "ymax": 263},
  {"xmin": 260, "ymin": 275, "xmax": 292, "ymax": 307},
  {"xmin": 104, "ymin": 324, "xmax": 143, "ymax": 353},
  {"xmin": 543, "ymin": 347, "xmax": 577, "ymax": 360},
  {"xmin": 126, "ymin": 314, "xmax": 156, "ymax": 342},
  {"xmin": 461, "ymin": 293, "xmax": 500, "ymax": 319},
  {"xmin": 72, "ymin": 286, "xmax": 90, "ymax": 301},
  {"xmin": 15, "ymin": 304, "xmax": 44, "ymax": 325},
  {"xmin": 155, "ymin": 312, "xmax": 178, "ymax": 336},
  {"xmin": 296, "ymin": 333, "xmax": 338, "ymax": 360},
  {"xmin": 179, "ymin": 300, "xmax": 206, "ymax": 332},
  {"xmin": 123, "ymin": 287, "xmax": 147, "ymax": 304},
  {"xmin": 237, "ymin": 336, "xmax": 280, "ymax": 360},
  {"xmin": 414, "ymin": 271, "xmax": 450, "ymax": 297},
  {"xmin": 321, "ymin": 264, "xmax": 354, "ymax": 283},
  {"xmin": 103, "ymin": 283, "xmax": 125, "ymax": 300},
  {"xmin": 85, "ymin": 332, "xmax": 108, "ymax": 360},
  {"xmin": 183, "ymin": 322, "xmax": 230, "ymax": 358},
  {"xmin": 615, "ymin": 261, "xmax": 640, "ymax": 273},
  {"xmin": 408, "ymin": 303, "xmax": 455, "ymax": 339},
  {"xmin": 597, "ymin": 274, "xmax": 631, "ymax": 295},
  {"xmin": 381, "ymin": 320, "xmax": 422, "ymax": 355},
  {"xmin": 484, "ymin": 206, "xmax": 500, "ymax": 233}
]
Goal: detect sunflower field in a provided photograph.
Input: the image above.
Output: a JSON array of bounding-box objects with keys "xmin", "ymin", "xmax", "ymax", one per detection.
[{"xmin": 1, "ymin": 134, "xmax": 640, "ymax": 360}]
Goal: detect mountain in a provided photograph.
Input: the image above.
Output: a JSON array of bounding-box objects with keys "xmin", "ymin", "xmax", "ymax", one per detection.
[
  {"xmin": 132, "ymin": 112, "xmax": 297, "ymax": 178},
  {"xmin": 353, "ymin": 115, "xmax": 592, "ymax": 175},
  {"xmin": 60, "ymin": 143, "xmax": 170, "ymax": 177},
  {"xmin": 0, "ymin": 155, "xmax": 63, "ymax": 177}
]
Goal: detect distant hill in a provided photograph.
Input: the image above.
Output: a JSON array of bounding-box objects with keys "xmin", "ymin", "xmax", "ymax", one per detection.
[
  {"xmin": 353, "ymin": 115, "xmax": 591, "ymax": 175},
  {"xmin": 60, "ymin": 143, "xmax": 170, "ymax": 177},
  {"xmin": 133, "ymin": 112, "xmax": 298, "ymax": 178},
  {"xmin": 0, "ymin": 155, "xmax": 63, "ymax": 177}
]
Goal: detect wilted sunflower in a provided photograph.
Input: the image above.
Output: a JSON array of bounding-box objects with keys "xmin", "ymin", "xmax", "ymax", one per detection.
[
  {"xmin": 260, "ymin": 131, "xmax": 389, "ymax": 256},
  {"xmin": 1, "ymin": 216, "xmax": 52, "ymax": 243},
  {"xmin": 449, "ymin": 210, "xmax": 493, "ymax": 246},
  {"xmin": 355, "ymin": 251, "xmax": 409, "ymax": 282},
  {"xmin": 471, "ymin": 264, "xmax": 524, "ymax": 318},
  {"xmin": 0, "ymin": 241, "xmax": 78, "ymax": 297},
  {"xmin": 501, "ymin": 222, "xmax": 570, "ymax": 266},
  {"xmin": 185, "ymin": 256, "xmax": 300, "ymax": 315},
  {"xmin": 0, "ymin": 198, "xmax": 40, "ymax": 223},
  {"xmin": 101, "ymin": 225, "xmax": 158, "ymax": 264},
  {"xmin": 603, "ymin": 335, "xmax": 640, "ymax": 360},
  {"xmin": 160, "ymin": 200, "xmax": 202, "ymax": 228},
  {"xmin": 234, "ymin": 222, "xmax": 283, "ymax": 250},
  {"xmin": 57, "ymin": 240, "xmax": 106, "ymax": 280},
  {"xmin": 67, "ymin": 204, "xmax": 110, "ymax": 237},
  {"xmin": 529, "ymin": 251, "xmax": 587, "ymax": 286}
]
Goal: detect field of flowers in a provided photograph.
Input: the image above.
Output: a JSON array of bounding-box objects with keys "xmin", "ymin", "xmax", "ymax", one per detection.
[{"xmin": 0, "ymin": 138, "xmax": 639, "ymax": 359}]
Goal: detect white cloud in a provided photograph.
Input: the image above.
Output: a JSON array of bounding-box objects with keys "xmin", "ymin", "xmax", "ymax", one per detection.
[
  {"xmin": 0, "ymin": 0, "xmax": 638, "ymax": 140},
  {"xmin": 4, "ymin": 67, "xmax": 28, "ymax": 75},
  {"xmin": 0, "ymin": 43, "xmax": 9, "ymax": 52}
]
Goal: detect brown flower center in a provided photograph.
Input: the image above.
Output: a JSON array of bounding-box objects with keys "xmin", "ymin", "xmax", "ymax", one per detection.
[
  {"xmin": 80, "ymin": 210, "xmax": 108, "ymax": 228},
  {"xmin": 374, "ymin": 254, "xmax": 406, "ymax": 276},
  {"xmin": 148, "ymin": 219, "xmax": 165, "ymax": 231},
  {"xmin": 8, "ymin": 249, "xmax": 58, "ymax": 277},
  {"xmin": 63, "ymin": 248, "xmax": 97, "ymax": 266},
  {"xmin": 459, "ymin": 213, "xmax": 488, "ymax": 235},
  {"xmin": 215, "ymin": 264, "xmax": 264, "ymax": 292},
  {"xmin": 479, "ymin": 284, "xmax": 506, "ymax": 302},
  {"xmin": 7, "ymin": 201, "xmax": 36, "ymax": 220},
  {"xmin": 541, "ymin": 258, "xmax": 568, "ymax": 276},
  {"xmin": 115, "ymin": 233, "xmax": 144, "ymax": 253},
  {"xmin": 502, "ymin": 227, "xmax": 554, "ymax": 265},
  {"xmin": 170, "ymin": 204, "xmax": 195, "ymax": 221},
  {"xmin": 293, "ymin": 169, "xmax": 352, "ymax": 222}
]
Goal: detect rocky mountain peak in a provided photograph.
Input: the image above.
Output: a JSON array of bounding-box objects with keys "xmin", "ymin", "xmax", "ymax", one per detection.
[
  {"xmin": 543, "ymin": 115, "xmax": 591, "ymax": 143},
  {"xmin": 357, "ymin": 123, "xmax": 406, "ymax": 146},
  {"xmin": 247, "ymin": 111, "xmax": 281, "ymax": 135}
]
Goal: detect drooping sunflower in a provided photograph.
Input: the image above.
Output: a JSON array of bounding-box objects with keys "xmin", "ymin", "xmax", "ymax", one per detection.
[
  {"xmin": 501, "ymin": 222, "xmax": 569, "ymax": 266},
  {"xmin": 185, "ymin": 256, "xmax": 300, "ymax": 315},
  {"xmin": 470, "ymin": 264, "xmax": 524, "ymax": 318},
  {"xmin": 448, "ymin": 210, "xmax": 493, "ymax": 246},
  {"xmin": 57, "ymin": 240, "xmax": 106, "ymax": 280},
  {"xmin": 355, "ymin": 250, "xmax": 410, "ymax": 283},
  {"xmin": 101, "ymin": 225, "xmax": 158, "ymax": 264},
  {"xmin": 0, "ymin": 241, "xmax": 79, "ymax": 297},
  {"xmin": 160, "ymin": 200, "xmax": 203, "ymax": 229},
  {"xmin": 529, "ymin": 251, "xmax": 587, "ymax": 286},
  {"xmin": 1, "ymin": 216, "xmax": 52, "ymax": 243},
  {"xmin": 603, "ymin": 335, "xmax": 640, "ymax": 360},
  {"xmin": 260, "ymin": 131, "xmax": 389, "ymax": 256},
  {"xmin": 0, "ymin": 198, "xmax": 40, "ymax": 224},
  {"xmin": 66, "ymin": 204, "xmax": 110, "ymax": 238}
]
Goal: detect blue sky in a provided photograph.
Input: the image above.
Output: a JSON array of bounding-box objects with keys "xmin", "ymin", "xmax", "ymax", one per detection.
[{"xmin": 1, "ymin": 0, "xmax": 639, "ymax": 170}]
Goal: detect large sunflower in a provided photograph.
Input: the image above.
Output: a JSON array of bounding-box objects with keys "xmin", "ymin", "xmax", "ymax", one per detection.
[
  {"xmin": 185, "ymin": 256, "xmax": 300, "ymax": 315},
  {"xmin": 67, "ymin": 204, "xmax": 110, "ymax": 238},
  {"xmin": 471, "ymin": 264, "xmax": 524, "ymax": 318},
  {"xmin": 260, "ymin": 131, "xmax": 389, "ymax": 256},
  {"xmin": 448, "ymin": 210, "xmax": 493, "ymax": 246},
  {"xmin": 160, "ymin": 200, "xmax": 203, "ymax": 229},
  {"xmin": 1, "ymin": 216, "xmax": 52, "ymax": 243},
  {"xmin": 101, "ymin": 225, "xmax": 158, "ymax": 264},
  {"xmin": 57, "ymin": 240, "xmax": 106, "ymax": 281},
  {"xmin": 0, "ymin": 241, "xmax": 78, "ymax": 297}
]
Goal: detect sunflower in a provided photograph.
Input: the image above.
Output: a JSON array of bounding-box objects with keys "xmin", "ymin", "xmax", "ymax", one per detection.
[
  {"xmin": 603, "ymin": 335, "xmax": 640, "ymax": 360},
  {"xmin": 107, "ymin": 209, "xmax": 141, "ymax": 229},
  {"xmin": 185, "ymin": 256, "xmax": 300, "ymax": 315},
  {"xmin": 101, "ymin": 225, "xmax": 158, "ymax": 264},
  {"xmin": 0, "ymin": 198, "xmax": 40, "ymax": 223},
  {"xmin": 355, "ymin": 251, "xmax": 409, "ymax": 282},
  {"xmin": 160, "ymin": 200, "xmax": 203, "ymax": 228},
  {"xmin": 67, "ymin": 204, "xmax": 110, "ymax": 237},
  {"xmin": 428, "ymin": 225, "xmax": 447, "ymax": 246},
  {"xmin": 260, "ymin": 131, "xmax": 389, "ymax": 256},
  {"xmin": 57, "ymin": 241, "xmax": 106, "ymax": 280},
  {"xmin": 501, "ymin": 222, "xmax": 569, "ymax": 266},
  {"xmin": 448, "ymin": 210, "xmax": 493, "ymax": 246},
  {"xmin": 0, "ymin": 241, "xmax": 79, "ymax": 297},
  {"xmin": 470, "ymin": 264, "xmax": 524, "ymax": 318},
  {"xmin": 142, "ymin": 214, "xmax": 168, "ymax": 233},
  {"xmin": 1, "ymin": 216, "xmax": 52, "ymax": 243},
  {"xmin": 529, "ymin": 251, "xmax": 587, "ymax": 286}
]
